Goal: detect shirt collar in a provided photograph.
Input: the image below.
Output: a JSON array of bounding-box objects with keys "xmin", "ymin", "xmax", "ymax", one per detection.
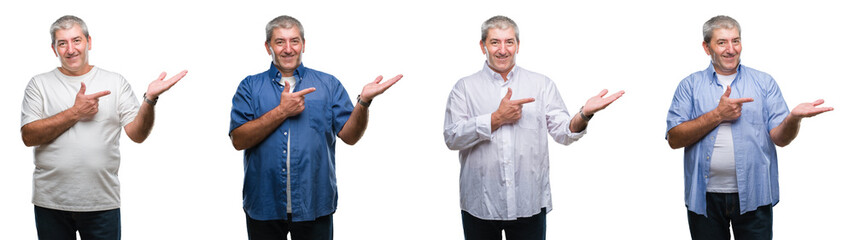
[
  {"xmin": 482, "ymin": 61, "xmax": 517, "ymax": 83},
  {"xmin": 705, "ymin": 61, "xmax": 741, "ymax": 85},
  {"xmin": 267, "ymin": 62, "xmax": 307, "ymax": 84}
]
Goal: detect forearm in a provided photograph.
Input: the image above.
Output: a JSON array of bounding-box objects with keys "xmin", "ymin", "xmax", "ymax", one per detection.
[
  {"xmin": 338, "ymin": 104, "xmax": 368, "ymax": 145},
  {"xmin": 21, "ymin": 109, "xmax": 80, "ymax": 146},
  {"xmin": 667, "ymin": 110, "xmax": 723, "ymax": 149},
  {"xmin": 770, "ymin": 114, "xmax": 801, "ymax": 147},
  {"xmin": 124, "ymin": 102, "xmax": 155, "ymax": 143},
  {"xmin": 569, "ymin": 114, "xmax": 588, "ymax": 133},
  {"xmin": 230, "ymin": 107, "xmax": 288, "ymax": 150}
]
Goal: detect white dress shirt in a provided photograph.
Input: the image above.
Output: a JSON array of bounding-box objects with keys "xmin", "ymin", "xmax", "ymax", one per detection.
[{"xmin": 444, "ymin": 62, "xmax": 586, "ymax": 220}]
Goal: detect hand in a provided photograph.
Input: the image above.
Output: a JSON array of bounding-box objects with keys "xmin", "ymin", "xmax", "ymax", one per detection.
[
  {"xmin": 581, "ymin": 89, "xmax": 625, "ymax": 116},
  {"xmin": 714, "ymin": 85, "xmax": 754, "ymax": 122},
  {"xmin": 492, "ymin": 88, "xmax": 535, "ymax": 126},
  {"xmin": 278, "ymin": 81, "xmax": 316, "ymax": 118},
  {"xmin": 72, "ymin": 82, "xmax": 111, "ymax": 121},
  {"xmin": 791, "ymin": 99, "xmax": 833, "ymax": 119},
  {"xmin": 146, "ymin": 70, "xmax": 188, "ymax": 99},
  {"xmin": 359, "ymin": 74, "xmax": 403, "ymax": 102}
]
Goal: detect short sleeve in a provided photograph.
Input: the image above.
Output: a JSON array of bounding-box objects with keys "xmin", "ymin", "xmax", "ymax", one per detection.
[
  {"xmin": 21, "ymin": 78, "xmax": 45, "ymax": 127},
  {"xmin": 117, "ymin": 76, "xmax": 140, "ymax": 127},
  {"xmin": 230, "ymin": 77, "xmax": 255, "ymax": 135},
  {"xmin": 329, "ymin": 77, "xmax": 353, "ymax": 134},
  {"xmin": 666, "ymin": 77, "xmax": 694, "ymax": 139},
  {"xmin": 763, "ymin": 77, "xmax": 789, "ymax": 131}
]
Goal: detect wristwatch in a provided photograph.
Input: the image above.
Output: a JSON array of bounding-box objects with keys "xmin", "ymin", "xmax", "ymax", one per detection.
[
  {"xmin": 143, "ymin": 93, "xmax": 158, "ymax": 106},
  {"xmin": 357, "ymin": 95, "xmax": 371, "ymax": 107},
  {"xmin": 579, "ymin": 107, "xmax": 593, "ymax": 121}
]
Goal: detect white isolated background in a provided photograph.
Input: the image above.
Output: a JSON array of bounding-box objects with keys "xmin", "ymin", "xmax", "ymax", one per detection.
[{"xmin": 1, "ymin": 0, "xmax": 850, "ymax": 239}]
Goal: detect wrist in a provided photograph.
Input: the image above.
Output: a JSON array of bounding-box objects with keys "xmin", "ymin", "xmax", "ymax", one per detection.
[
  {"xmin": 142, "ymin": 93, "xmax": 158, "ymax": 106},
  {"xmin": 491, "ymin": 112, "xmax": 502, "ymax": 126},
  {"xmin": 579, "ymin": 107, "xmax": 593, "ymax": 121},
  {"xmin": 357, "ymin": 95, "xmax": 372, "ymax": 107}
]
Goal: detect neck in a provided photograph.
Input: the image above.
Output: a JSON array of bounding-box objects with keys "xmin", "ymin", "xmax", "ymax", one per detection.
[{"xmin": 58, "ymin": 65, "xmax": 93, "ymax": 76}]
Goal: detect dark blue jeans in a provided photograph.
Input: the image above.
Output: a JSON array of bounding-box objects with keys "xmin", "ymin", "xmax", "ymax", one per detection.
[
  {"xmin": 245, "ymin": 212, "xmax": 333, "ymax": 240},
  {"xmin": 688, "ymin": 193, "xmax": 772, "ymax": 240},
  {"xmin": 461, "ymin": 208, "xmax": 546, "ymax": 240},
  {"xmin": 34, "ymin": 205, "xmax": 121, "ymax": 240}
]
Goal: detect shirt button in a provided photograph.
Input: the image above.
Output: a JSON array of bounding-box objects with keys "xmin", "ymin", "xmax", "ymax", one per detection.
[
  {"xmin": 284, "ymin": 132, "xmax": 288, "ymax": 136},
  {"xmin": 282, "ymin": 168, "xmax": 286, "ymax": 172},
  {"xmin": 283, "ymin": 150, "xmax": 287, "ymax": 154}
]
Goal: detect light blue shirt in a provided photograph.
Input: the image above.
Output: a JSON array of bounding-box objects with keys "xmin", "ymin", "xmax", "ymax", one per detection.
[{"xmin": 666, "ymin": 63, "xmax": 789, "ymax": 216}]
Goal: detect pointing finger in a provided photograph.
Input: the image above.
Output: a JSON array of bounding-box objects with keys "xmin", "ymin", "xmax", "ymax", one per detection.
[
  {"xmin": 294, "ymin": 87, "xmax": 316, "ymax": 97},
  {"xmin": 88, "ymin": 90, "xmax": 112, "ymax": 99},
  {"xmin": 510, "ymin": 98, "xmax": 535, "ymax": 105},
  {"xmin": 731, "ymin": 97, "xmax": 754, "ymax": 104}
]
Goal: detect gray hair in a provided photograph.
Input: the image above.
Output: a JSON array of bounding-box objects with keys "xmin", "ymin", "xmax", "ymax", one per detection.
[
  {"xmin": 50, "ymin": 15, "xmax": 89, "ymax": 46},
  {"xmin": 266, "ymin": 15, "xmax": 304, "ymax": 43},
  {"xmin": 703, "ymin": 15, "xmax": 741, "ymax": 43},
  {"xmin": 481, "ymin": 15, "xmax": 519, "ymax": 43}
]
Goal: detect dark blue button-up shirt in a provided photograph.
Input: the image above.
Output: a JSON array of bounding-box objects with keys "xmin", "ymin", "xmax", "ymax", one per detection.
[
  {"xmin": 666, "ymin": 63, "xmax": 789, "ymax": 216},
  {"xmin": 230, "ymin": 63, "xmax": 353, "ymax": 221}
]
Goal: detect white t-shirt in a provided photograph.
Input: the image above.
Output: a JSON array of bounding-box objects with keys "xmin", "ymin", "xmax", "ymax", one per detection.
[
  {"xmin": 21, "ymin": 67, "xmax": 139, "ymax": 211},
  {"xmin": 708, "ymin": 73, "xmax": 738, "ymax": 193}
]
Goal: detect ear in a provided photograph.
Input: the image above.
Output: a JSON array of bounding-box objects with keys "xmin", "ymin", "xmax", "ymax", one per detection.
[
  {"xmin": 480, "ymin": 41, "xmax": 486, "ymax": 54},
  {"xmin": 265, "ymin": 42, "xmax": 272, "ymax": 55},
  {"xmin": 51, "ymin": 44, "xmax": 58, "ymax": 57},
  {"xmin": 87, "ymin": 36, "xmax": 92, "ymax": 50},
  {"xmin": 515, "ymin": 40, "xmax": 520, "ymax": 54},
  {"xmin": 702, "ymin": 41, "xmax": 711, "ymax": 56},
  {"xmin": 301, "ymin": 39, "xmax": 306, "ymax": 53}
]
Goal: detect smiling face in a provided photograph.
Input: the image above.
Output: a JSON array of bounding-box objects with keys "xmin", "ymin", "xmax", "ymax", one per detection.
[
  {"xmin": 703, "ymin": 27, "xmax": 741, "ymax": 75},
  {"xmin": 480, "ymin": 27, "xmax": 518, "ymax": 80},
  {"xmin": 52, "ymin": 24, "xmax": 92, "ymax": 76},
  {"xmin": 265, "ymin": 27, "xmax": 304, "ymax": 77}
]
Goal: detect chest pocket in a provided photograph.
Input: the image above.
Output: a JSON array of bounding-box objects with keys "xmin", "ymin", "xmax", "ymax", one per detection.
[
  {"xmin": 304, "ymin": 99, "xmax": 332, "ymax": 133},
  {"xmin": 517, "ymin": 102, "xmax": 543, "ymax": 130}
]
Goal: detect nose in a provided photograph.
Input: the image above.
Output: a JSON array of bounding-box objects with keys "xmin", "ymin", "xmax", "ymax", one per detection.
[
  {"xmin": 65, "ymin": 44, "xmax": 76, "ymax": 55},
  {"xmin": 283, "ymin": 42, "xmax": 295, "ymax": 54},
  {"xmin": 497, "ymin": 42, "xmax": 509, "ymax": 55}
]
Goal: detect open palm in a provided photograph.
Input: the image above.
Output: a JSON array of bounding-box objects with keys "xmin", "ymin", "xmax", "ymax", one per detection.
[
  {"xmin": 791, "ymin": 99, "xmax": 833, "ymax": 118},
  {"xmin": 360, "ymin": 74, "xmax": 403, "ymax": 101},
  {"xmin": 146, "ymin": 70, "xmax": 188, "ymax": 98}
]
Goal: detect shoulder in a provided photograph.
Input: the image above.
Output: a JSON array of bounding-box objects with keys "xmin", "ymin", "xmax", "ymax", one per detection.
[
  {"xmin": 93, "ymin": 67, "xmax": 124, "ymax": 78},
  {"xmin": 516, "ymin": 66, "xmax": 553, "ymax": 89},
  {"xmin": 739, "ymin": 65, "xmax": 775, "ymax": 84},
  {"xmin": 301, "ymin": 66, "xmax": 341, "ymax": 85}
]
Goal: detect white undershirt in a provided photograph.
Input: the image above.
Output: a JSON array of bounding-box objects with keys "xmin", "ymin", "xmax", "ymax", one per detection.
[
  {"xmin": 279, "ymin": 75, "xmax": 296, "ymax": 213},
  {"xmin": 280, "ymin": 76, "xmax": 296, "ymax": 93},
  {"xmin": 708, "ymin": 73, "xmax": 738, "ymax": 193}
]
